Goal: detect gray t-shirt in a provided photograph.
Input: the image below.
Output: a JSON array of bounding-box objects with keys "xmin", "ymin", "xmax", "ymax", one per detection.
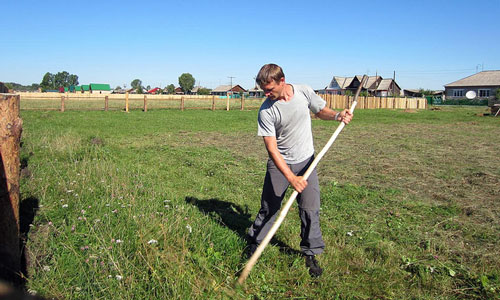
[{"xmin": 257, "ymin": 84, "xmax": 326, "ymax": 164}]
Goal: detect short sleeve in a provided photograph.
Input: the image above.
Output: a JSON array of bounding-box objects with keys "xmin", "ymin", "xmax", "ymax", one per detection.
[
  {"xmin": 304, "ymin": 85, "xmax": 326, "ymax": 114},
  {"xmin": 257, "ymin": 108, "xmax": 275, "ymax": 136}
]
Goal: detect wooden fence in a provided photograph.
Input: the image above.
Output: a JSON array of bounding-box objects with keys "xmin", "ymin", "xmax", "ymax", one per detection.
[
  {"xmin": 17, "ymin": 92, "xmax": 427, "ymax": 111},
  {"xmin": 319, "ymin": 94, "xmax": 427, "ymax": 110}
]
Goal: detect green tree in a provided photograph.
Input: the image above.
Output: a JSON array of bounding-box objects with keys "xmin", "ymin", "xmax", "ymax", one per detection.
[
  {"xmin": 178, "ymin": 73, "xmax": 195, "ymax": 94},
  {"xmin": 418, "ymin": 88, "xmax": 434, "ymax": 96},
  {"xmin": 131, "ymin": 79, "xmax": 142, "ymax": 93},
  {"xmin": 198, "ymin": 88, "xmax": 211, "ymax": 95},
  {"xmin": 40, "ymin": 72, "xmax": 55, "ymax": 91},
  {"xmin": 54, "ymin": 71, "xmax": 70, "ymax": 88},
  {"xmin": 68, "ymin": 74, "xmax": 79, "ymax": 86},
  {"xmin": 166, "ymin": 84, "xmax": 175, "ymax": 94},
  {"xmin": 496, "ymin": 88, "xmax": 500, "ymax": 100}
]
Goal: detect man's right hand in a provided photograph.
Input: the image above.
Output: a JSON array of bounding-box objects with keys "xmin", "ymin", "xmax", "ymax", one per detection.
[{"xmin": 289, "ymin": 175, "xmax": 308, "ymax": 193}]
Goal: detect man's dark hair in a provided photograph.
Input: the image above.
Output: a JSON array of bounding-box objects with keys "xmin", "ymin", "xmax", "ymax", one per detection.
[{"xmin": 256, "ymin": 64, "xmax": 284, "ymax": 88}]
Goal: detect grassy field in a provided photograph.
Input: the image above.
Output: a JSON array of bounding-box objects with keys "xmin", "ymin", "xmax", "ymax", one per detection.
[{"xmin": 18, "ymin": 106, "xmax": 499, "ymax": 299}]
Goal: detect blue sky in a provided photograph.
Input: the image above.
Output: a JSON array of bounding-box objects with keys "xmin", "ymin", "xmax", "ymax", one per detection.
[{"xmin": 2, "ymin": 0, "xmax": 499, "ymax": 90}]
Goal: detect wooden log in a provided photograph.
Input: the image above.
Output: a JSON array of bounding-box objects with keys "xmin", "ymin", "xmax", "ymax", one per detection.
[
  {"xmin": 143, "ymin": 95, "xmax": 147, "ymax": 112},
  {"xmin": 0, "ymin": 94, "xmax": 22, "ymax": 283},
  {"xmin": 60, "ymin": 95, "xmax": 65, "ymax": 112},
  {"xmin": 105, "ymin": 96, "xmax": 109, "ymax": 111}
]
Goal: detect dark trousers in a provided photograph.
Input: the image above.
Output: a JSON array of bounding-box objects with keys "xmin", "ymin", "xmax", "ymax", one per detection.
[{"xmin": 247, "ymin": 155, "xmax": 325, "ymax": 256}]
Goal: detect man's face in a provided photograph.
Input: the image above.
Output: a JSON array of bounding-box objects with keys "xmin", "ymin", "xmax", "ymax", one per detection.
[{"xmin": 262, "ymin": 78, "xmax": 285, "ymax": 100}]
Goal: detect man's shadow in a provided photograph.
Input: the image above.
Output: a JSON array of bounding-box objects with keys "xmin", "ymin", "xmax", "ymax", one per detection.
[{"xmin": 185, "ymin": 196, "xmax": 301, "ymax": 257}]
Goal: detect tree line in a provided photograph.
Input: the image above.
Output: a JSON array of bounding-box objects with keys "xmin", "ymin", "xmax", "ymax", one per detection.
[
  {"xmin": 124, "ymin": 73, "xmax": 210, "ymax": 95},
  {"xmin": 3, "ymin": 71, "xmax": 213, "ymax": 94}
]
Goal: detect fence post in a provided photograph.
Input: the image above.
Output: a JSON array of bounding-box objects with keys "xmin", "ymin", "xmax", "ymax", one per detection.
[
  {"xmin": 241, "ymin": 94, "xmax": 245, "ymax": 111},
  {"xmin": 212, "ymin": 96, "xmax": 215, "ymax": 111},
  {"xmin": 181, "ymin": 96, "xmax": 184, "ymax": 111},
  {"xmin": 105, "ymin": 96, "xmax": 109, "ymax": 111},
  {"xmin": 143, "ymin": 95, "xmax": 147, "ymax": 112},
  {"xmin": 60, "ymin": 95, "xmax": 65, "ymax": 112},
  {"xmin": 226, "ymin": 93, "xmax": 230, "ymax": 111},
  {"xmin": 125, "ymin": 92, "xmax": 129, "ymax": 112},
  {"xmin": 0, "ymin": 94, "xmax": 22, "ymax": 284}
]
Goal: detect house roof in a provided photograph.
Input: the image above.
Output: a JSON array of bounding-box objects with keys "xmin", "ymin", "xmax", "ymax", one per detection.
[
  {"xmin": 90, "ymin": 83, "xmax": 111, "ymax": 91},
  {"xmin": 377, "ymin": 79, "xmax": 401, "ymax": 91},
  {"xmin": 147, "ymin": 87, "xmax": 160, "ymax": 93},
  {"xmin": 444, "ymin": 70, "xmax": 500, "ymax": 87},
  {"xmin": 212, "ymin": 85, "xmax": 246, "ymax": 92},
  {"xmin": 248, "ymin": 86, "xmax": 263, "ymax": 92},
  {"xmin": 212, "ymin": 85, "xmax": 232, "ymax": 92}
]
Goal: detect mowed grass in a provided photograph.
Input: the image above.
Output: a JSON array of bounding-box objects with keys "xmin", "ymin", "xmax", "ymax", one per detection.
[{"xmin": 19, "ymin": 106, "xmax": 499, "ymax": 299}]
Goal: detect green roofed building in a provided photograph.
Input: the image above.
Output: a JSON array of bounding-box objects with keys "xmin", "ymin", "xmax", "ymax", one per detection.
[{"xmin": 90, "ymin": 83, "xmax": 111, "ymax": 94}]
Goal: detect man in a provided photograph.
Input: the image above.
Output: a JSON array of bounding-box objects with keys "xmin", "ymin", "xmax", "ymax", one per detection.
[{"xmin": 247, "ymin": 63, "xmax": 353, "ymax": 277}]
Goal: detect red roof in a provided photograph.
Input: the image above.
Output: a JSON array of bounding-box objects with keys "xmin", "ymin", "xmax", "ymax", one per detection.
[{"xmin": 147, "ymin": 87, "xmax": 160, "ymax": 94}]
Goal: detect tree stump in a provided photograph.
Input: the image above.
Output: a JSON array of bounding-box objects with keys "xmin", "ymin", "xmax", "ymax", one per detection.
[{"xmin": 0, "ymin": 94, "xmax": 23, "ymax": 283}]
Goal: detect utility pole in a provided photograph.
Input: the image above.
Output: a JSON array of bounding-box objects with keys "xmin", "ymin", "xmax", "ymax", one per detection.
[
  {"xmin": 393, "ymin": 70, "xmax": 396, "ymax": 97},
  {"xmin": 228, "ymin": 76, "xmax": 235, "ymax": 89}
]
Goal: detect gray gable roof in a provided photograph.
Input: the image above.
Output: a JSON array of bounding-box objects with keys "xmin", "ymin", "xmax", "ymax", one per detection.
[
  {"xmin": 445, "ymin": 70, "xmax": 500, "ymax": 87},
  {"xmin": 212, "ymin": 85, "xmax": 232, "ymax": 92}
]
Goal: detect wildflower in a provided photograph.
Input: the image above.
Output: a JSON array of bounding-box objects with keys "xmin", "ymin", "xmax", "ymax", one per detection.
[
  {"xmin": 81, "ymin": 209, "xmax": 86, "ymax": 214},
  {"xmin": 88, "ymin": 205, "xmax": 92, "ymax": 208},
  {"xmin": 147, "ymin": 239, "xmax": 158, "ymax": 245},
  {"xmin": 62, "ymin": 204, "xmax": 68, "ymax": 208},
  {"xmin": 116, "ymin": 275, "xmax": 123, "ymax": 281},
  {"xmin": 71, "ymin": 225, "xmax": 75, "ymax": 232},
  {"xmin": 186, "ymin": 225, "xmax": 192, "ymax": 233},
  {"xmin": 164, "ymin": 205, "xmax": 170, "ymax": 209},
  {"xmin": 105, "ymin": 204, "xmax": 110, "ymax": 207},
  {"xmin": 115, "ymin": 239, "xmax": 123, "ymax": 244},
  {"xmin": 346, "ymin": 231, "xmax": 353, "ymax": 236},
  {"xmin": 112, "ymin": 209, "xmax": 118, "ymax": 214},
  {"xmin": 75, "ymin": 287, "xmax": 81, "ymax": 292},
  {"xmin": 42, "ymin": 265, "xmax": 51, "ymax": 271},
  {"xmin": 66, "ymin": 190, "xmax": 74, "ymax": 193},
  {"xmin": 48, "ymin": 221, "xmax": 53, "ymax": 226}
]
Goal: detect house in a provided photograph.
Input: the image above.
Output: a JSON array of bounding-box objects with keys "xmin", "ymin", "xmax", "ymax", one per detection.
[
  {"xmin": 323, "ymin": 75, "xmax": 399, "ymax": 96},
  {"xmin": 376, "ymin": 78, "xmax": 401, "ymax": 97},
  {"xmin": 175, "ymin": 87, "xmax": 184, "ymax": 95},
  {"xmin": 248, "ymin": 86, "xmax": 264, "ymax": 98},
  {"xmin": 210, "ymin": 85, "xmax": 247, "ymax": 97},
  {"xmin": 444, "ymin": 70, "xmax": 500, "ymax": 99}
]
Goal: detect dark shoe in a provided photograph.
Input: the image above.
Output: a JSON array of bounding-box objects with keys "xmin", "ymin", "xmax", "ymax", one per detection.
[
  {"xmin": 246, "ymin": 243, "xmax": 258, "ymax": 259},
  {"xmin": 305, "ymin": 255, "xmax": 323, "ymax": 277}
]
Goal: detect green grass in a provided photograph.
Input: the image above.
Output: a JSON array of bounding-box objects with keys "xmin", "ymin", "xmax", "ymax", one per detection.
[{"xmin": 19, "ymin": 107, "xmax": 499, "ymax": 299}]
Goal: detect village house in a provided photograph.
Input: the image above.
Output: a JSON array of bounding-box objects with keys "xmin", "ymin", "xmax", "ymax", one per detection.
[
  {"xmin": 444, "ymin": 70, "xmax": 500, "ymax": 99},
  {"xmin": 210, "ymin": 85, "xmax": 246, "ymax": 97},
  {"xmin": 322, "ymin": 75, "xmax": 400, "ymax": 97}
]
